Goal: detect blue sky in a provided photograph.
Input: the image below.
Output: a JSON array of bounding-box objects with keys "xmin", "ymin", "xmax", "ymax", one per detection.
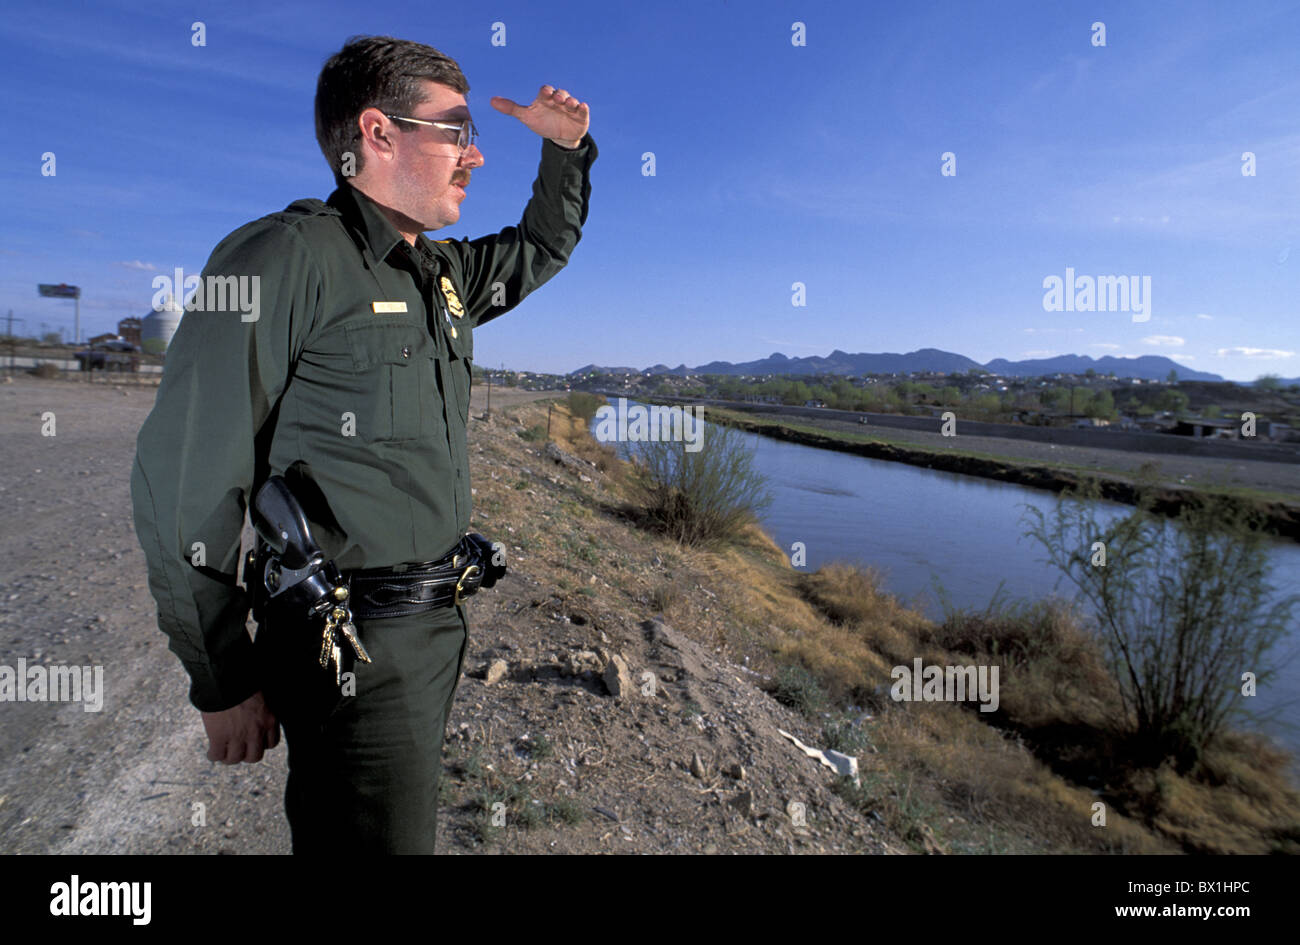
[{"xmin": 3, "ymin": 0, "xmax": 1298, "ymax": 381}]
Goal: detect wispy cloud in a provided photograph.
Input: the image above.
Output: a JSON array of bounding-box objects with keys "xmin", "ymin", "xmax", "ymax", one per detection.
[
  {"xmin": 114, "ymin": 260, "xmax": 157, "ymax": 271},
  {"xmin": 1215, "ymin": 347, "xmax": 1295, "ymax": 359},
  {"xmin": 1142, "ymin": 335, "xmax": 1185, "ymax": 347},
  {"xmin": 1057, "ymin": 136, "xmax": 1300, "ymax": 239},
  {"xmin": 1089, "ymin": 342, "xmax": 1122, "ymax": 350}
]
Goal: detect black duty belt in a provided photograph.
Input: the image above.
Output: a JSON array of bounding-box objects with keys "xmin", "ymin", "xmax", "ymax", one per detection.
[
  {"xmin": 247, "ymin": 475, "xmax": 509, "ymax": 684},
  {"xmin": 344, "ymin": 532, "xmax": 507, "ymax": 620}
]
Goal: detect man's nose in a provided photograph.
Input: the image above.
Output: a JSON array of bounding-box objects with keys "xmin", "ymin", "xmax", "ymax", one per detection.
[{"xmin": 460, "ymin": 143, "xmax": 484, "ymax": 168}]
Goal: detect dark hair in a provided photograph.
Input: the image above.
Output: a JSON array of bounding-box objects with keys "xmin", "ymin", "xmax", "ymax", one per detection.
[{"xmin": 315, "ymin": 35, "xmax": 469, "ymax": 185}]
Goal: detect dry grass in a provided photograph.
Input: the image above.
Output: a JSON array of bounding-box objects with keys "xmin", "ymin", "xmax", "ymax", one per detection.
[
  {"xmin": 547, "ymin": 400, "xmax": 625, "ymax": 483},
  {"xmin": 791, "ymin": 559, "xmax": 1300, "ymax": 854}
]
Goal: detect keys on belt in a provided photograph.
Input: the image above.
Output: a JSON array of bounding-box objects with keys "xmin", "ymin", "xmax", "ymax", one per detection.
[{"xmin": 317, "ymin": 585, "xmax": 371, "ymax": 686}]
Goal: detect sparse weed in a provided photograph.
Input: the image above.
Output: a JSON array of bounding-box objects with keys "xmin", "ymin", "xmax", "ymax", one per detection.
[{"xmin": 770, "ymin": 663, "xmax": 830, "ymax": 717}]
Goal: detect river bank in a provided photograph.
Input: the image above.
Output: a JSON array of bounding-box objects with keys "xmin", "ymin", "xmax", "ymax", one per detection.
[{"xmin": 695, "ymin": 405, "xmax": 1300, "ymax": 542}]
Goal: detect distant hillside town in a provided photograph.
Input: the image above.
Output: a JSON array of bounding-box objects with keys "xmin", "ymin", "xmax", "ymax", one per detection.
[{"xmin": 557, "ymin": 349, "xmax": 1299, "ymax": 443}]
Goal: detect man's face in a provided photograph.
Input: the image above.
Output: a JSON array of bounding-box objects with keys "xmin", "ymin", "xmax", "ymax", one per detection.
[{"xmin": 386, "ymin": 80, "xmax": 485, "ymax": 232}]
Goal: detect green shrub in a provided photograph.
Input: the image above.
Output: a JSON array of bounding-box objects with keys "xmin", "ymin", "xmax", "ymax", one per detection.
[
  {"xmin": 1022, "ymin": 479, "xmax": 1298, "ymax": 770},
  {"xmin": 565, "ymin": 391, "xmax": 603, "ymax": 423},
  {"xmin": 633, "ymin": 420, "xmax": 771, "ymax": 547},
  {"xmin": 546, "ymin": 796, "xmax": 586, "ymax": 825}
]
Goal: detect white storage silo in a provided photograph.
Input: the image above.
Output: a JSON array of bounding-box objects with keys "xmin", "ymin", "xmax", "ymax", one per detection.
[{"xmin": 141, "ymin": 293, "xmax": 183, "ymax": 355}]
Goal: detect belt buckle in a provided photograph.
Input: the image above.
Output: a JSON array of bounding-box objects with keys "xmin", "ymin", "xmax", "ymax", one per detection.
[{"xmin": 454, "ymin": 564, "xmax": 481, "ymax": 606}]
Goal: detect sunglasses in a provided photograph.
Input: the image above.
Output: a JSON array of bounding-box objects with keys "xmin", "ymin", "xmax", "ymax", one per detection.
[{"xmin": 385, "ymin": 114, "xmax": 478, "ymax": 156}]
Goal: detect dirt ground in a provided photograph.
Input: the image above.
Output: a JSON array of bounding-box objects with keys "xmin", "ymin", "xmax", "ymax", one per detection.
[{"xmin": 0, "ymin": 376, "xmax": 897, "ymax": 855}]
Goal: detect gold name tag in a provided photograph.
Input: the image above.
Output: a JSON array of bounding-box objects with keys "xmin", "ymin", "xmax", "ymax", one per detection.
[{"xmin": 371, "ymin": 301, "xmax": 408, "ymax": 314}]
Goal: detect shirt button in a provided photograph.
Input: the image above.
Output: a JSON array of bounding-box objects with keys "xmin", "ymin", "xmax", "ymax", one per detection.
[{"xmin": 401, "ymin": 346, "xmax": 411, "ymax": 358}]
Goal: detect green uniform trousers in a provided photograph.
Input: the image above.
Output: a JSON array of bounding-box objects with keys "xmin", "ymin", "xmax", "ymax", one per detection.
[{"xmin": 255, "ymin": 601, "xmax": 470, "ymax": 854}]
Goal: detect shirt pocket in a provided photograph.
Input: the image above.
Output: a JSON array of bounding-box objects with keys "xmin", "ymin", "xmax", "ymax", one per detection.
[
  {"xmin": 342, "ymin": 320, "xmax": 432, "ymax": 442},
  {"xmin": 446, "ymin": 322, "xmax": 473, "ymax": 426}
]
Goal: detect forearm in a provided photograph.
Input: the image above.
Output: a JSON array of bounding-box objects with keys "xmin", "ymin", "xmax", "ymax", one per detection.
[{"xmin": 528, "ymin": 131, "xmax": 597, "ymax": 250}]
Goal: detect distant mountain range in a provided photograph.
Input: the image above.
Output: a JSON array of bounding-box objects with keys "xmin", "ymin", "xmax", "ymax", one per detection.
[{"xmin": 570, "ymin": 348, "xmax": 1225, "ymax": 382}]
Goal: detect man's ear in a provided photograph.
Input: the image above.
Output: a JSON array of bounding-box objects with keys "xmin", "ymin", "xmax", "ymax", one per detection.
[{"xmin": 357, "ymin": 107, "xmax": 398, "ymax": 164}]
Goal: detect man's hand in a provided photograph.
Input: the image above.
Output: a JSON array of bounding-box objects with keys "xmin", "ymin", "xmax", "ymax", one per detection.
[
  {"xmin": 490, "ymin": 85, "xmax": 590, "ymax": 149},
  {"xmin": 200, "ymin": 690, "xmax": 280, "ymax": 764}
]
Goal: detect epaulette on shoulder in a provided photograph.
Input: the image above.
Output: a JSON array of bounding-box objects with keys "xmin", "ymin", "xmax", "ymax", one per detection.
[{"xmin": 282, "ymin": 198, "xmax": 340, "ymax": 218}]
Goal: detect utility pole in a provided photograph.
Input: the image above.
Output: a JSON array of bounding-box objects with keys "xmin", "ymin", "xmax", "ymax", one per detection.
[
  {"xmin": 485, "ymin": 368, "xmax": 491, "ymax": 418},
  {"xmin": 5, "ymin": 310, "xmax": 24, "ymax": 375}
]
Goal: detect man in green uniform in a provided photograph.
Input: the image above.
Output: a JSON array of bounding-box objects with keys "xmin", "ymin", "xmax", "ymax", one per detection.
[{"xmin": 130, "ymin": 35, "xmax": 596, "ymax": 853}]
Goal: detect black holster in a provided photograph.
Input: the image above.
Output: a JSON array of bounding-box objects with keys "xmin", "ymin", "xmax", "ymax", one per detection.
[{"xmin": 244, "ymin": 475, "xmax": 346, "ymax": 627}]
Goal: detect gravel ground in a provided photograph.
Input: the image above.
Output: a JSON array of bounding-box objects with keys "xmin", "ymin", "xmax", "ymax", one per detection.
[
  {"xmin": 0, "ymin": 379, "xmax": 555, "ymax": 855},
  {"xmin": 0, "ymin": 377, "xmax": 288, "ymax": 853}
]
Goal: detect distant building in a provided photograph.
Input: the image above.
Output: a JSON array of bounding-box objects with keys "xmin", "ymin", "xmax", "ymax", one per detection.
[
  {"xmin": 1256, "ymin": 419, "xmax": 1292, "ymax": 442},
  {"xmin": 117, "ymin": 317, "xmax": 142, "ymax": 346},
  {"xmin": 1172, "ymin": 418, "xmax": 1238, "ymax": 439}
]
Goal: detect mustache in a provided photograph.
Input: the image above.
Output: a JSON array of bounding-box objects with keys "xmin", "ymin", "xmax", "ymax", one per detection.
[{"xmin": 451, "ymin": 172, "xmax": 471, "ymax": 186}]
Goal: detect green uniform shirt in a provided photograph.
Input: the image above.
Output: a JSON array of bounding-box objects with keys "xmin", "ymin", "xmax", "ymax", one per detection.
[{"xmin": 131, "ymin": 134, "xmax": 597, "ymax": 713}]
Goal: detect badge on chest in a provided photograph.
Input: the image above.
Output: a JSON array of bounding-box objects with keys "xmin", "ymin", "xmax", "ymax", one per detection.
[{"xmin": 438, "ymin": 276, "xmax": 465, "ymax": 338}]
